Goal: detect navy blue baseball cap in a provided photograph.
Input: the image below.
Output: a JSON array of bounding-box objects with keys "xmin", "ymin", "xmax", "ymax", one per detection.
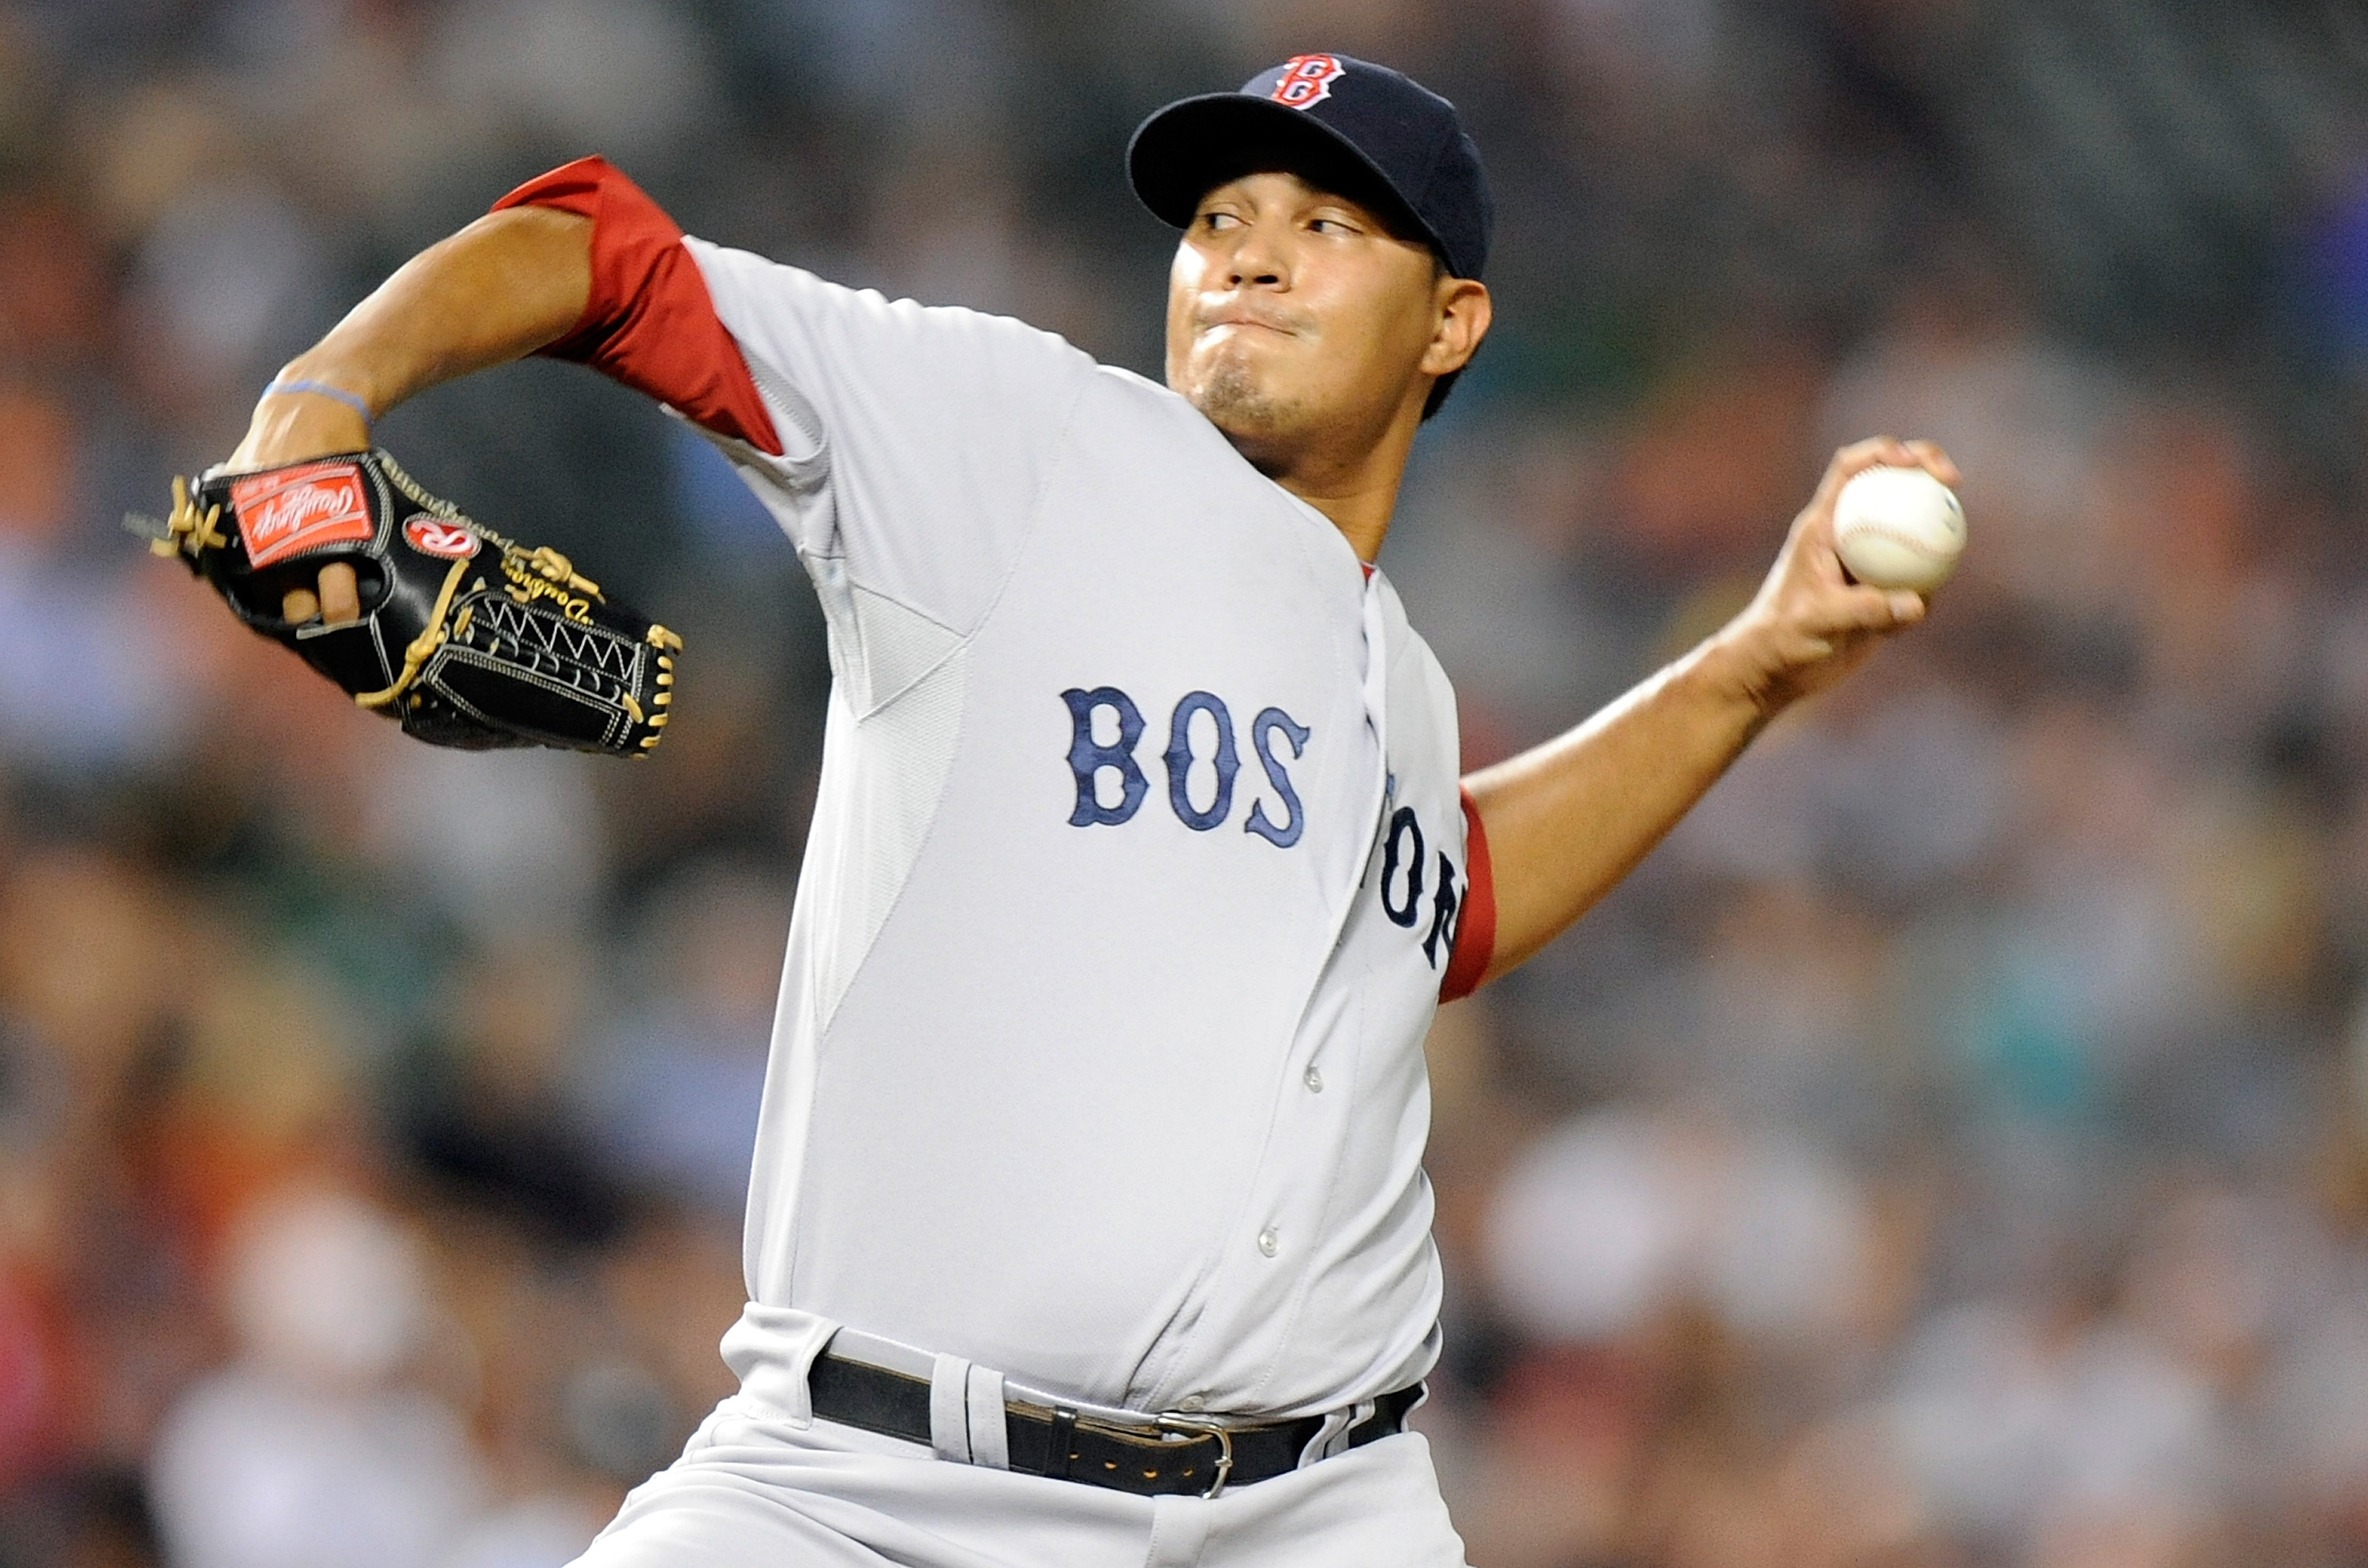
[{"xmin": 1129, "ymin": 54, "xmax": 1493, "ymax": 283}]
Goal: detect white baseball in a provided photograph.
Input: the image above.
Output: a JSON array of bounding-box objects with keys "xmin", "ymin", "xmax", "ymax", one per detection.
[{"xmin": 1830, "ymin": 465, "xmax": 1965, "ymax": 593}]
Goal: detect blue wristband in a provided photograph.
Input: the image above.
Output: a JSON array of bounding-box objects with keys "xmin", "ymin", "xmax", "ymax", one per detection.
[{"xmin": 261, "ymin": 378, "xmax": 373, "ymax": 425}]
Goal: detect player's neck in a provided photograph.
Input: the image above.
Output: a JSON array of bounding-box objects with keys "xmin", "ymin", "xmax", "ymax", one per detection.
[
  {"xmin": 1250, "ymin": 397, "xmax": 1422, "ymax": 565},
  {"xmin": 1270, "ymin": 466, "xmax": 1399, "ymax": 563}
]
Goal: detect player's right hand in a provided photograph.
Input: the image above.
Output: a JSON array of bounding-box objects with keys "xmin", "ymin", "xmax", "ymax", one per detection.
[
  {"xmin": 225, "ymin": 379, "xmax": 375, "ymax": 624},
  {"xmin": 1708, "ymin": 436, "xmax": 1957, "ymax": 717}
]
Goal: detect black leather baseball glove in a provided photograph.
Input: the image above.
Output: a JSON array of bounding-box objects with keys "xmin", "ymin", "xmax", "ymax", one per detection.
[{"xmin": 141, "ymin": 448, "xmax": 679, "ymax": 756}]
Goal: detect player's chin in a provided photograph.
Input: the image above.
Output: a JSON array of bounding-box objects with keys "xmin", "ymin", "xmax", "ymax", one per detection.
[{"xmin": 1185, "ymin": 362, "xmax": 1298, "ymax": 440}]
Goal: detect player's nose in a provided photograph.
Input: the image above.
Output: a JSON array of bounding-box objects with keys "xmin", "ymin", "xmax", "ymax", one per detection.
[{"xmin": 1223, "ymin": 219, "xmax": 1291, "ymax": 288}]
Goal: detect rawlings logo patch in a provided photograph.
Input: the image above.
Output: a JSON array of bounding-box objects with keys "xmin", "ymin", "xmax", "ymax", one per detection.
[
  {"xmin": 1270, "ymin": 54, "xmax": 1344, "ymax": 108},
  {"xmin": 232, "ymin": 462, "xmax": 373, "ymax": 568},
  {"xmin": 403, "ymin": 516, "xmax": 479, "ymax": 559}
]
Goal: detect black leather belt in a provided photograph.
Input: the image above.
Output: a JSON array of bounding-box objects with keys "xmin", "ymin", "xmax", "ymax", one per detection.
[{"xmin": 807, "ymin": 1344, "xmax": 1421, "ymax": 1499}]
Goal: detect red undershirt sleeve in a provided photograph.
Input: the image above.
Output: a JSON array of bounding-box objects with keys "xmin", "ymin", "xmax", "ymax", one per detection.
[
  {"xmin": 491, "ymin": 155, "xmax": 783, "ymax": 457},
  {"xmin": 1440, "ymin": 787, "xmax": 1496, "ymax": 1001}
]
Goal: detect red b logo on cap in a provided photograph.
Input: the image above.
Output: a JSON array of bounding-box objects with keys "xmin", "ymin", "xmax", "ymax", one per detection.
[{"xmin": 1270, "ymin": 54, "xmax": 1343, "ymax": 109}]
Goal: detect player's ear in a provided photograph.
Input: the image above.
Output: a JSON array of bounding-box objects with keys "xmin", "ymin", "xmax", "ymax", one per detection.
[{"xmin": 1422, "ymin": 279, "xmax": 1490, "ymax": 379}]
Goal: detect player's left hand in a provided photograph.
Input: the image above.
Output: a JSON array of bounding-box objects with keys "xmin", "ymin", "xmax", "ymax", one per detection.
[{"xmin": 1707, "ymin": 436, "xmax": 1957, "ymax": 717}]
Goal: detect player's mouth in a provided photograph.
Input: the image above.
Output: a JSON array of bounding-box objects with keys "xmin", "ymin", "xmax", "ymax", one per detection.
[{"xmin": 1197, "ymin": 307, "xmax": 1304, "ymax": 339}]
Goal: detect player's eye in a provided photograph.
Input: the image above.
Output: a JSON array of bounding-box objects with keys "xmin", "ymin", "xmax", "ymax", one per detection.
[
  {"xmin": 1200, "ymin": 211, "xmax": 1242, "ymax": 232},
  {"xmin": 1309, "ymin": 215, "xmax": 1360, "ymax": 235}
]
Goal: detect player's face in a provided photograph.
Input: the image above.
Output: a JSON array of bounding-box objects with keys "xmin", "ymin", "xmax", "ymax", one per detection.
[{"xmin": 1166, "ymin": 173, "xmax": 1485, "ymax": 471}]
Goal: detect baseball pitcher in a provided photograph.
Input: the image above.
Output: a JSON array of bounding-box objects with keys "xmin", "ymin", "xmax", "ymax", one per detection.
[{"xmin": 159, "ymin": 54, "xmax": 1950, "ymax": 1568}]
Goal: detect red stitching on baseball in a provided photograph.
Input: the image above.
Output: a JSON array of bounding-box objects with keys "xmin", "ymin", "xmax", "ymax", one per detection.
[{"xmin": 1837, "ymin": 522, "xmax": 1957, "ymax": 561}]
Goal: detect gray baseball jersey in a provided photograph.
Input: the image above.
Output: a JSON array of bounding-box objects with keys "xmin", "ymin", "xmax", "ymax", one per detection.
[{"xmin": 499, "ymin": 160, "xmax": 1495, "ymax": 1428}]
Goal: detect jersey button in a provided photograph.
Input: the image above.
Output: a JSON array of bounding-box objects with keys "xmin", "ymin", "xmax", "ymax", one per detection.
[
  {"xmin": 1257, "ymin": 1228, "xmax": 1280, "ymax": 1258},
  {"xmin": 1303, "ymin": 1065, "xmax": 1324, "ymax": 1093}
]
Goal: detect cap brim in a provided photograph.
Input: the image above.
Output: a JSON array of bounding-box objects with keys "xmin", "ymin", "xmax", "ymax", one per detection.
[{"xmin": 1126, "ymin": 95, "xmax": 1441, "ymax": 259}]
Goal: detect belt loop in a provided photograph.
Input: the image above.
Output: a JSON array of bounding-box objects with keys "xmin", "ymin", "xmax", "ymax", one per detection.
[
  {"xmin": 1340, "ymin": 1398, "xmax": 1377, "ymax": 1458},
  {"xmin": 966, "ymin": 1364, "xmax": 1009, "ymax": 1470},
  {"xmin": 1298, "ymin": 1405, "xmax": 1354, "ymax": 1469},
  {"xmin": 1045, "ymin": 1405, "xmax": 1079, "ymax": 1480},
  {"xmin": 929, "ymin": 1353, "xmax": 973, "ymax": 1462}
]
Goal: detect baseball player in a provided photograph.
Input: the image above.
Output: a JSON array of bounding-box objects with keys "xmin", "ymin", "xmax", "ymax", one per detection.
[{"xmin": 177, "ymin": 53, "xmax": 1950, "ymax": 1568}]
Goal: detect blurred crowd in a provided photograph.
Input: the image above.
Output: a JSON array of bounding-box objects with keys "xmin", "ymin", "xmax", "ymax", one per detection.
[{"xmin": 3, "ymin": 0, "xmax": 2368, "ymax": 1565}]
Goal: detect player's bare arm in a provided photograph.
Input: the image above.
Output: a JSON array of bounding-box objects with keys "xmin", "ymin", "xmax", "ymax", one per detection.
[
  {"xmin": 1147, "ymin": 167, "xmax": 1948, "ymax": 993},
  {"xmin": 225, "ymin": 206, "xmax": 593, "ymax": 623},
  {"xmin": 158, "ymin": 189, "xmax": 674, "ymax": 760},
  {"xmin": 1461, "ymin": 436, "xmax": 1959, "ymax": 986}
]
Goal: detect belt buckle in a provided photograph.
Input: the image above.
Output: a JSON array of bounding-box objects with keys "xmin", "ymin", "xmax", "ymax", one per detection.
[{"xmin": 1153, "ymin": 1413, "xmax": 1235, "ymax": 1499}]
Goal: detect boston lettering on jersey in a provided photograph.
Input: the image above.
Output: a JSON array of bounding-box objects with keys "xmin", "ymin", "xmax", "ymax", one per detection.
[
  {"xmin": 1063, "ymin": 685, "xmax": 1468, "ymax": 972},
  {"xmin": 1378, "ymin": 803, "xmax": 1466, "ymax": 971},
  {"xmin": 1062, "ymin": 685, "xmax": 1308, "ymax": 848}
]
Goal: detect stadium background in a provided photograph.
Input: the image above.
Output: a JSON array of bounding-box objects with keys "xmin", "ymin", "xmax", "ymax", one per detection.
[{"xmin": 4, "ymin": 0, "xmax": 2368, "ymax": 1563}]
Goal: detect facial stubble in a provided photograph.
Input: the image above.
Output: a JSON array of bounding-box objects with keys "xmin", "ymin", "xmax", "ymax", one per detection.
[{"xmin": 1188, "ymin": 342, "xmax": 1306, "ymax": 453}]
